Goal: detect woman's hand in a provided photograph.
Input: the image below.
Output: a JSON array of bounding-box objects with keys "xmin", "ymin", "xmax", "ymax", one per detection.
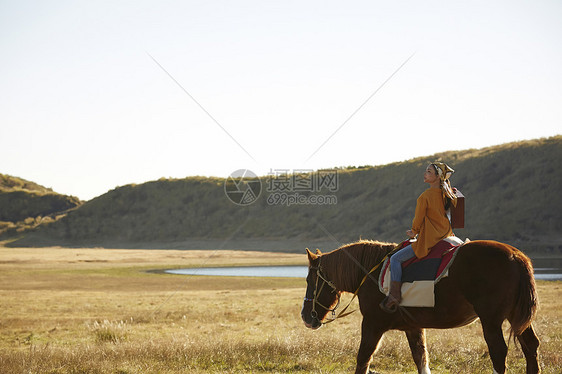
[{"xmin": 406, "ymin": 229, "xmax": 416, "ymax": 239}]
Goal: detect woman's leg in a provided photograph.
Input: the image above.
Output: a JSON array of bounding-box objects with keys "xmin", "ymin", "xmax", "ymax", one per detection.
[
  {"xmin": 390, "ymin": 244, "xmax": 416, "ymax": 282},
  {"xmin": 381, "ymin": 244, "xmax": 417, "ymax": 313}
]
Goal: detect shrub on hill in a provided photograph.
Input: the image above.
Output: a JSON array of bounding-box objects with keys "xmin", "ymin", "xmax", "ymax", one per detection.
[
  {"xmin": 0, "ymin": 191, "xmax": 81, "ymax": 222},
  {"xmin": 0, "ymin": 174, "xmax": 53, "ymax": 194}
]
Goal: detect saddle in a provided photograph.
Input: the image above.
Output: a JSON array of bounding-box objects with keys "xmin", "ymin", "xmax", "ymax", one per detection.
[{"xmin": 379, "ymin": 236, "xmax": 464, "ymax": 307}]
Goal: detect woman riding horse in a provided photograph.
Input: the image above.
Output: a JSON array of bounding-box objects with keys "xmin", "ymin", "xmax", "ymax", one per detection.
[{"xmin": 380, "ymin": 162, "xmax": 457, "ymax": 312}]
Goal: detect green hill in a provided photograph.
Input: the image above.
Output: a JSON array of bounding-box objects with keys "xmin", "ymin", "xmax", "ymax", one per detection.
[
  {"xmin": 0, "ymin": 174, "xmax": 82, "ymax": 238},
  {"xmin": 6, "ymin": 136, "xmax": 562, "ymax": 254}
]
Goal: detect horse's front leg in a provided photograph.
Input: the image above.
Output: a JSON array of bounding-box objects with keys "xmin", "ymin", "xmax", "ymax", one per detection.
[
  {"xmin": 405, "ymin": 329, "xmax": 431, "ymax": 374},
  {"xmin": 355, "ymin": 317, "xmax": 386, "ymax": 374}
]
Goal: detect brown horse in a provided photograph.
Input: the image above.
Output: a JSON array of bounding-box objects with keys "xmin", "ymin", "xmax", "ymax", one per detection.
[{"xmin": 301, "ymin": 239, "xmax": 540, "ymax": 374}]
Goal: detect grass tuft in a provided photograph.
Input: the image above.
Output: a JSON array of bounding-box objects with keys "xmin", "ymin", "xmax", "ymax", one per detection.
[{"xmin": 89, "ymin": 320, "xmax": 128, "ymax": 344}]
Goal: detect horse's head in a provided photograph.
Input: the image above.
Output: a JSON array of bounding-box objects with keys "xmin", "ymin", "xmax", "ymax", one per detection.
[{"xmin": 301, "ymin": 248, "xmax": 341, "ymax": 330}]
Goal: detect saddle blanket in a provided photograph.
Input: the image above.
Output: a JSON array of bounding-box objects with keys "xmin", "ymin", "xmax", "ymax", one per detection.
[{"xmin": 379, "ymin": 236, "xmax": 464, "ymax": 307}]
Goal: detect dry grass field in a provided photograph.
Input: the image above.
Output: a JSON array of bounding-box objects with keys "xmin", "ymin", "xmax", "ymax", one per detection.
[{"xmin": 0, "ymin": 246, "xmax": 560, "ymax": 373}]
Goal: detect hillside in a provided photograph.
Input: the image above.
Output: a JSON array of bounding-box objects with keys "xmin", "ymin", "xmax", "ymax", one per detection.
[
  {"xmin": 0, "ymin": 174, "xmax": 54, "ymax": 194},
  {"xmin": 6, "ymin": 136, "xmax": 562, "ymax": 254},
  {"xmin": 0, "ymin": 174, "xmax": 82, "ymax": 238}
]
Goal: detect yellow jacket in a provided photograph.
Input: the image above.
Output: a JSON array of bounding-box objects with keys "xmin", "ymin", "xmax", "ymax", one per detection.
[{"xmin": 411, "ymin": 187, "xmax": 453, "ymax": 258}]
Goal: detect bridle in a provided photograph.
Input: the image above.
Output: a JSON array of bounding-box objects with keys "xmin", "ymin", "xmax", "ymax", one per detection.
[
  {"xmin": 303, "ymin": 262, "xmax": 341, "ymax": 322},
  {"xmin": 304, "ymin": 246, "xmax": 398, "ymax": 325}
]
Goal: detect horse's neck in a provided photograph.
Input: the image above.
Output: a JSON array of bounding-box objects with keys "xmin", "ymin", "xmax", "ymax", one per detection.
[
  {"xmin": 350, "ymin": 249, "xmax": 389, "ymax": 292},
  {"xmin": 324, "ymin": 244, "xmax": 390, "ymax": 293}
]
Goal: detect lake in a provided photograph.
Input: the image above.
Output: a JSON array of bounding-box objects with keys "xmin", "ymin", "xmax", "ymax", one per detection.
[
  {"xmin": 166, "ymin": 259, "xmax": 562, "ymax": 280},
  {"xmin": 166, "ymin": 265, "xmax": 307, "ymax": 278},
  {"xmin": 532, "ymin": 257, "xmax": 562, "ymax": 280}
]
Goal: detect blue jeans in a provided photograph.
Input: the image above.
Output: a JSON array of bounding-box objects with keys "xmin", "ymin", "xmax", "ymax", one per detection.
[{"xmin": 390, "ymin": 244, "xmax": 416, "ymax": 282}]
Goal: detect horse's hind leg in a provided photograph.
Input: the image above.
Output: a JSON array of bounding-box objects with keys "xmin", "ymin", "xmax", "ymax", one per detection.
[
  {"xmin": 405, "ymin": 329, "xmax": 431, "ymax": 374},
  {"xmin": 480, "ymin": 318, "xmax": 508, "ymax": 374},
  {"xmin": 516, "ymin": 324, "xmax": 541, "ymax": 373}
]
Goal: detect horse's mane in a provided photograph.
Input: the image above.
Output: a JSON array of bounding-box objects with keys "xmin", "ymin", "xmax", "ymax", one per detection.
[{"xmin": 321, "ymin": 239, "xmax": 397, "ymax": 291}]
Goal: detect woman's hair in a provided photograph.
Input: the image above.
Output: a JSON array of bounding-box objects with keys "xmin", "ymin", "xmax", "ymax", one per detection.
[
  {"xmin": 430, "ymin": 163, "xmax": 451, "ymax": 210},
  {"xmin": 430, "ymin": 163, "xmax": 439, "ymax": 176},
  {"xmin": 444, "ymin": 197, "xmax": 452, "ymax": 211}
]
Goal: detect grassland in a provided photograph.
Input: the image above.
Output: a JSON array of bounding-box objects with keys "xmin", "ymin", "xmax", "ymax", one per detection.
[{"xmin": 0, "ymin": 247, "xmax": 560, "ymax": 373}]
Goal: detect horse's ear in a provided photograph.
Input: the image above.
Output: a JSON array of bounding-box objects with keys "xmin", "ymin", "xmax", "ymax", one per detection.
[
  {"xmin": 306, "ymin": 248, "xmax": 317, "ymax": 262},
  {"xmin": 315, "ymin": 248, "xmax": 322, "ymax": 255}
]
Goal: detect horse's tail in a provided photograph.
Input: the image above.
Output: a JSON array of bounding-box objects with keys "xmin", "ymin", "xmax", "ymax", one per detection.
[{"xmin": 509, "ymin": 250, "xmax": 539, "ymax": 338}]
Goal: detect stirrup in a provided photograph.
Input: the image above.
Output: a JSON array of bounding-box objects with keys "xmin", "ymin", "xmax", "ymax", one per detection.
[{"xmin": 379, "ymin": 295, "xmax": 398, "ymax": 313}]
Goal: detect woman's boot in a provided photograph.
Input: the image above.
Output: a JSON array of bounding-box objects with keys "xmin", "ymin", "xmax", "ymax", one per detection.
[{"xmin": 379, "ymin": 281, "xmax": 402, "ymax": 313}]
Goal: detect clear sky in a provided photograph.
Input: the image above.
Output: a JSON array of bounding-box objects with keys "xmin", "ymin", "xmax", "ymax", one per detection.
[{"xmin": 1, "ymin": 0, "xmax": 561, "ymax": 201}]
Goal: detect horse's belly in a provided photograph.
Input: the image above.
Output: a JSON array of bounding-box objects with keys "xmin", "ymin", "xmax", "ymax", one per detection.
[
  {"xmin": 396, "ymin": 306, "xmax": 478, "ymax": 330},
  {"xmin": 418, "ymin": 278, "xmax": 478, "ymax": 328}
]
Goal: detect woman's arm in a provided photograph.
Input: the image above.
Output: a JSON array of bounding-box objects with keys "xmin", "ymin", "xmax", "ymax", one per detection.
[{"xmin": 410, "ymin": 193, "xmax": 428, "ymax": 236}]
